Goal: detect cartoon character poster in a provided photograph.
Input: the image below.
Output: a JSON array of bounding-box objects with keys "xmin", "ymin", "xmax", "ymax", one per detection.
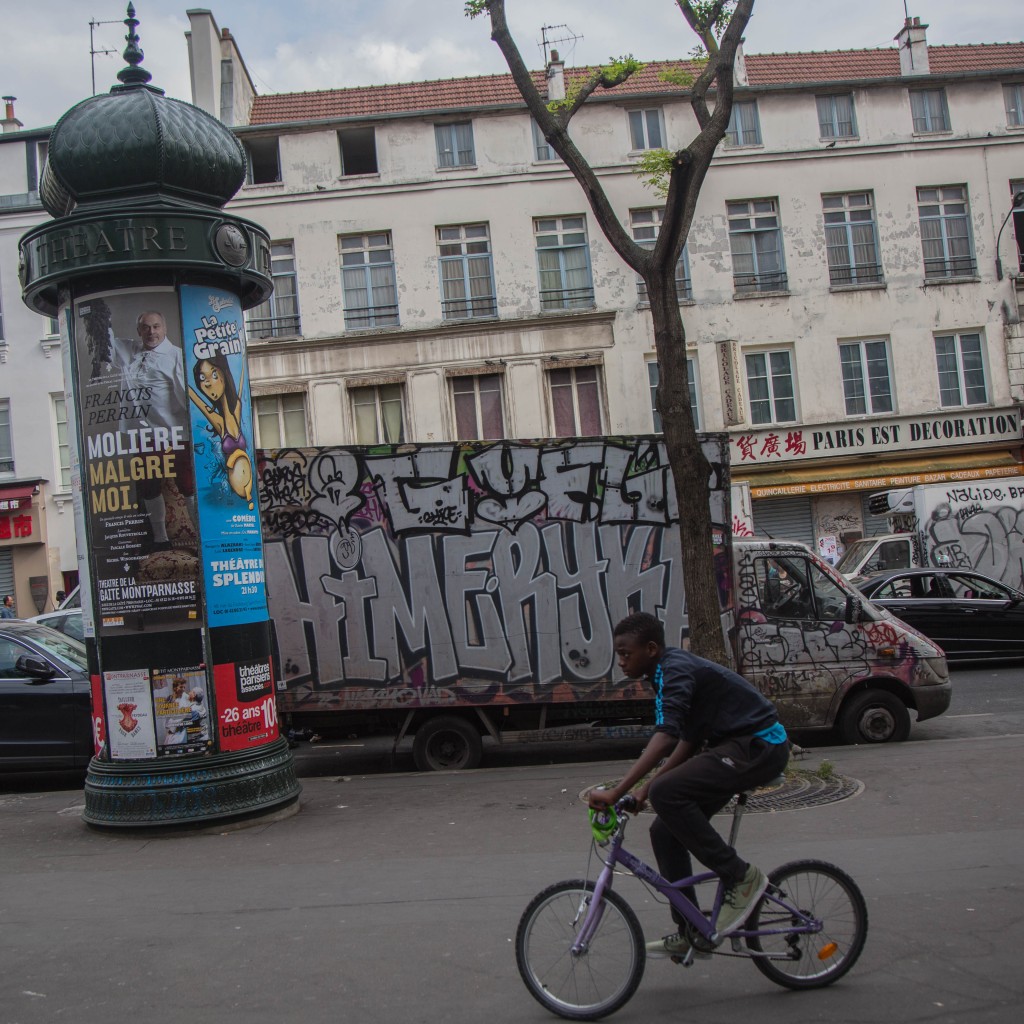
[{"xmin": 179, "ymin": 284, "xmax": 269, "ymax": 627}]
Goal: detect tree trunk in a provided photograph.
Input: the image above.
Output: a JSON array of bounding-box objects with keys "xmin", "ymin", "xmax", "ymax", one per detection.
[{"xmin": 646, "ymin": 270, "xmax": 731, "ymax": 666}]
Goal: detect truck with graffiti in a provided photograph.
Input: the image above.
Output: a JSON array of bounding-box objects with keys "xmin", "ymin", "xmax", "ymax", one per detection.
[
  {"xmin": 258, "ymin": 436, "xmax": 950, "ymax": 769},
  {"xmin": 835, "ymin": 476, "xmax": 1024, "ymax": 589}
]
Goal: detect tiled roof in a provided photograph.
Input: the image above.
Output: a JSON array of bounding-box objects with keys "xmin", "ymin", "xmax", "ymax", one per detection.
[{"xmin": 248, "ymin": 43, "xmax": 1024, "ymax": 126}]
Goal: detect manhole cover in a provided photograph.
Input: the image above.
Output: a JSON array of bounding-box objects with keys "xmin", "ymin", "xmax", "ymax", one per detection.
[
  {"xmin": 723, "ymin": 770, "xmax": 862, "ymax": 812},
  {"xmin": 581, "ymin": 769, "xmax": 862, "ymax": 813}
]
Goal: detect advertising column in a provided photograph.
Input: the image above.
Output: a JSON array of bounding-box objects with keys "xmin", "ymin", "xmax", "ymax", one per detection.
[{"xmin": 18, "ymin": 6, "xmax": 299, "ymax": 825}]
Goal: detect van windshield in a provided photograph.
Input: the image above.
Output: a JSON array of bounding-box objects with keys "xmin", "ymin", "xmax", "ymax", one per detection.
[
  {"xmin": 835, "ymin": 539, "xmax": 875, "ymax": 574},
  {"xmin": 755, "ymin": 554, "xmax": 850, "ymax": 621}
]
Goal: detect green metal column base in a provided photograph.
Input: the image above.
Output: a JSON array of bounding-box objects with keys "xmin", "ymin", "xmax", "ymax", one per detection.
[{"xmin": 82, "ymin": 737, "xmax": 301, "ymax": 829}]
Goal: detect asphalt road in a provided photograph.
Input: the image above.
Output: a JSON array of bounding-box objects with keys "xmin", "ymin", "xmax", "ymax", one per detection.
[
  {"xmin": 1, "ymin": 665, "xmax": 1021, "ymax": 1024},
  {"xmin": 288, "ymin": 662, "xmax": 1019, "ymax": 778}
]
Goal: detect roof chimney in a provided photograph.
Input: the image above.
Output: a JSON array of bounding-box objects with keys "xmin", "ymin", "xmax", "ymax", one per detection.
[
  {"xmin": 1, "ymin": 95, "xmax": 23, "ymax": 133},
  {"xmin": 546, "ymin": 49, "xmax": 565, "ymax": 103},
  {"xmin": 896, "ymin": 16, "xmax": 930, "ymax": 76}
]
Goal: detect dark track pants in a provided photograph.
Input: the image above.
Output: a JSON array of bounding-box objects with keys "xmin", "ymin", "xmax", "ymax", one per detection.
[{"xmin": 648, "ymin": 735, "xmax": 790, "ymax": 926}]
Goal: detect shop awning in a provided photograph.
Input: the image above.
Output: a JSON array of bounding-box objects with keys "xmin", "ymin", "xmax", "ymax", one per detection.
[
  {"xmin": 740, "ymin": 450, "xmax": 1023, "ymax": 499},
  {"xmin": 0, "ymin": 484, "xmax": 38, "ymax": 509}
]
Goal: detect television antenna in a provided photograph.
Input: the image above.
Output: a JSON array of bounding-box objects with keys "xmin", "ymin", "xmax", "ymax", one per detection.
[
  {"xmin": 90, "ymin": 17, "xmax": 123, "ymax": 95},
  {"xmin": 539, "ymin": 24, "xmax": 582, "ymax": 64}
]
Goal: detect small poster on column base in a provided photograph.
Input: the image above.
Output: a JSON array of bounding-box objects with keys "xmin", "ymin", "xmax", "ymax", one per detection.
[{"xmin": 103, "ymin": 668, "xmax": 157, "ymax": 759}]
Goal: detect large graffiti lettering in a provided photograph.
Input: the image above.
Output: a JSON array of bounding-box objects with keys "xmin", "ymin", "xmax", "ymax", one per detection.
[
  {"xmin": 258, "ymin": 437, "xmax": 730, "ymax": 712},
  {"xmin": 923, "ymin": 485, "xmax": 1024, "ymax": 589}
]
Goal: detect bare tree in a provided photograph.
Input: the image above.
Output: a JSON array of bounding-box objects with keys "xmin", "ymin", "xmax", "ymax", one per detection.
[{"xmin": 468, "ymin": 0, "xmax": 753, "ymax": 663}]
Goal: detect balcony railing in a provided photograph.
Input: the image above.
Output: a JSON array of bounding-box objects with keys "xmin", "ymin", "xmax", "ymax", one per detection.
[
  {"xmin": 343, "ymin": 304, "xmax": 400, "ymax": 330},
  {"xmin": 441, "ymin": 294, "xmax": 498, "ymax": 320},
  {"xmin": 733, "ymin": 271, "xmax": 789, "ymax": 294},
  {"xmin": 246, "ymin": 314, "xmax": 301, "ymax": 340},
  {"xmin": 539, "ymin": 285, "xmax": 595, "ymax": 310},
  {"xmin": 637, "ymin": 277, "xmax": 693, "ymax": 304},
  {"xmin": 828, "ymin": 263, "xmax": 884, "ymax": 286},
  {"xmin": 924, "ymin": 255, "xmax": 977, "ymax": 279}
]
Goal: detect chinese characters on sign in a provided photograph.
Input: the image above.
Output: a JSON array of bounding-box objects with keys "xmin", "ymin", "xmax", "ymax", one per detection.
[
  {"xmin": 0, "ymin": 513, "xmax": 33, "ymax": 540},
  {"xmin": 733, "ymin": 409, "xmax": 1021, "ymax": 465}
]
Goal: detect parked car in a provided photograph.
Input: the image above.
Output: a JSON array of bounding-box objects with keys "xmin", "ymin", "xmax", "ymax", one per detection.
[
  {"xmin": 853, "ymin": 568, "xmax": 1024, "ymax": 663},
  {"xmin": 28, "ymin": 608, "xmax": 85, "ymax": 642},
  {"xmin": 0, "ymin": 621, "xmax": 93, "ymax": 770}
]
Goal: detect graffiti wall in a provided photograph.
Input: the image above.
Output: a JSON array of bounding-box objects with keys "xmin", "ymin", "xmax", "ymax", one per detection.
[
  {"xmin": 256, "ymin": 436, "xmax": 731, "ymax": 713},
  {"xmin": 919, "ymin": 480, "xmax": 1024, "ymax": 589}
]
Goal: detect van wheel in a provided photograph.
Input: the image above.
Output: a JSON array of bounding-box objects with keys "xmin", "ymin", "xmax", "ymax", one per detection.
[
  {"xmin": 412, "ymin": 716, "xmax": 483, "ymax": 771},
  {"xmin": 839, "ymin": 689, "xmax": 910, "ymax": 744}
]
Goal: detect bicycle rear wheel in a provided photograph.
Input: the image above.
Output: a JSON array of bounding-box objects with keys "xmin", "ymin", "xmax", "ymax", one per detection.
[
  {"xmin": 516, "ymin": 879, "xmax": 645, "ymax": 1021},
  {"xmin": 746, "ymin": 860, "xmax": 867, "ymax": 990}
]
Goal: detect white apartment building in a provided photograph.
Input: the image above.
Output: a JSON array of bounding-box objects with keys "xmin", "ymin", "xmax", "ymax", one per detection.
[
  {"xmin": 2, "ymin": 11, "xmax": 1023, "ymax": 602},
  {"xmin": 0, "ymin": 99, "xmax": 70, "ymax": 613}
]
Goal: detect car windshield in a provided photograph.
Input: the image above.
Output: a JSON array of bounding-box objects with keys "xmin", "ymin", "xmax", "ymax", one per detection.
[
  {"xmin": 22, "ymin": 626, "xmax": 87, "ymax": 671},
  {"xmin": 835, "ymin": 539, "xmax": 875, "ymax": 574}
]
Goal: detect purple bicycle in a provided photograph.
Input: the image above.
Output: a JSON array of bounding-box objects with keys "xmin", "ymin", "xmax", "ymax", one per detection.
[{"xmin": 515, "ymin": 791, "xmax": 867, "ymax": 1020}]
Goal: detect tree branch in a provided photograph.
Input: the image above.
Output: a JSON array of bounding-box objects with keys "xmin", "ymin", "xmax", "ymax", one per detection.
[
  {"xmin": 486, "ymin": 0, "xmax": 646, "ymax": 270},
  {"xmin": 652, "ymin": 1, "xmax": 752, "ymax": 269}
]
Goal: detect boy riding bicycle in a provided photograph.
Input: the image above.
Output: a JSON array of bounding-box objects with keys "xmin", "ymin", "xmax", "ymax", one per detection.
[{"xmin": 589, "ymin": 612, "xmax": 790, "ymax": 956}]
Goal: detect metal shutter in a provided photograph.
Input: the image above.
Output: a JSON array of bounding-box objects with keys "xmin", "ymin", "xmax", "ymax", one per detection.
[
  {"xmin": 0, "ymin": 549, "xmax": 13, "ymax": 606},
  {"xmin": 751, "ymin": 496, "xmax": 814, "ymax": 547}
]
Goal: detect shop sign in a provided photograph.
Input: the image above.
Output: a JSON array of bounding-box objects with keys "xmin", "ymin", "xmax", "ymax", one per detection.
[
  {"xmin": 716, "ymin": 340, "xmax": 744, "ymax": 426},
  {"xmin": 733, "ymin": 407, "xmax": 1022, "ymax": 466},
  {"xmin": 0, "ymin": 506, "xmax": 37, "ymax": 544},
  {"xmin": 749, "ymin": 462, "xmax": 1024, "ymax": 499}
]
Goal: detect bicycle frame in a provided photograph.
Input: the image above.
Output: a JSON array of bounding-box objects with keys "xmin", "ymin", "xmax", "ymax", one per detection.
[{"xmin": 573, "ymin": 806, "xmax": 824, "ymax": 959}]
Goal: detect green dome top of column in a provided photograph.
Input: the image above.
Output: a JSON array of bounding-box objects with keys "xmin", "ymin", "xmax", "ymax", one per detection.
[{"xmin": 40, "ymin": 4, "xmax": 246, "ymax": 217}]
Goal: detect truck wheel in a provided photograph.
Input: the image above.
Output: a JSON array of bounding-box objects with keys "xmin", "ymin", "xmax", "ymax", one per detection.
[
  {"xmin": 412, "ymin": 716, "xmax": 483, "ymax": 771},
  {"xmin": 838, "ymin": 689, "xmax": 910, "ymax": 744}
]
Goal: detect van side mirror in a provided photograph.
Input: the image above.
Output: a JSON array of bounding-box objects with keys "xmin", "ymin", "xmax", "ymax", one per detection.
[{"xmin": 844, "ymin": 595, "xmax": 863, "ymax": 625}]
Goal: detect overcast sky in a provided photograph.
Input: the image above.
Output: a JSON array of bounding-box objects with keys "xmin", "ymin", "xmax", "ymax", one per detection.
[{"xmin": 2, "ymin": 1, "xmax": 1020, "ymax": 129}]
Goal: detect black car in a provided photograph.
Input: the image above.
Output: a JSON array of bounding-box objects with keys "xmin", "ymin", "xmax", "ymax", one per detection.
[
  {"xmin": 0, "ymin": 621, "xmax": 93, "ymax": 770},
  {"xmin": 854, "ymin": 568, "xmax": 1024, "ymax": 663}
]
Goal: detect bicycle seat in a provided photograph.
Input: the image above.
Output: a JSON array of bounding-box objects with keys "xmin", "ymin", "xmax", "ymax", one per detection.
[{"xmin": 735, "ymin": 776, "xmax": 786, "ymax": 804}]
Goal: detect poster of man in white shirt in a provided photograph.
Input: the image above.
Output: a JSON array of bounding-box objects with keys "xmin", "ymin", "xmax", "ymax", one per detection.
[{"xmin": 73, "ymin": 287, "xmax": 201, "ymax": 634}]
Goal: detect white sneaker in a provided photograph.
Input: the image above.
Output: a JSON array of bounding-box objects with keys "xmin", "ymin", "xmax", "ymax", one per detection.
[{"xmin": 716, "ymin": 864, "xmax": 767, "ymax": 936}]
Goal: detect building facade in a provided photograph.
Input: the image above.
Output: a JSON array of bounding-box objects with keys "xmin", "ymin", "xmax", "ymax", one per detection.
[
  {"xmin": 0, "ymin": 99, "xmax": 72, "ymax": 613},
  {"xmin": 2, "ymin": 12, "xmax": 1023, "ymax": 601}
]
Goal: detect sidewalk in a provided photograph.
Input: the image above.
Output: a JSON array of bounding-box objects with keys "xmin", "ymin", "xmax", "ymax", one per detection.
[{"xmin": 2, "ymin": 734, "xmax": 1022, "ymax": 1024}]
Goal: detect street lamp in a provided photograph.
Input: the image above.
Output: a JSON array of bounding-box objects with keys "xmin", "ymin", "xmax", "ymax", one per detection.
[{"xmin": 995, "ymin": 190, "xmax": 1024, "ymax": 280}]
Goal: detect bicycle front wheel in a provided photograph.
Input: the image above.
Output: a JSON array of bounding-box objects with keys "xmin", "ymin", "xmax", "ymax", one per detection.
[
  {"xmin": 516, "ymin": 879, "xmax": 645, "ymax": 1021},
  {"xmin": 746, "ymin": 859, "xmax": 868, "ymax": 990}
]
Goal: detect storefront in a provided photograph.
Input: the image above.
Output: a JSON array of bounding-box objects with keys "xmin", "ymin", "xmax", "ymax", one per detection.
[
  {"xmin": 0, "ymin": 480, "xmax": 58, "ymax": 615},
  {"xmin": 730, "ymin": 407, "xmax": 1024, "ymax": 562}
]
